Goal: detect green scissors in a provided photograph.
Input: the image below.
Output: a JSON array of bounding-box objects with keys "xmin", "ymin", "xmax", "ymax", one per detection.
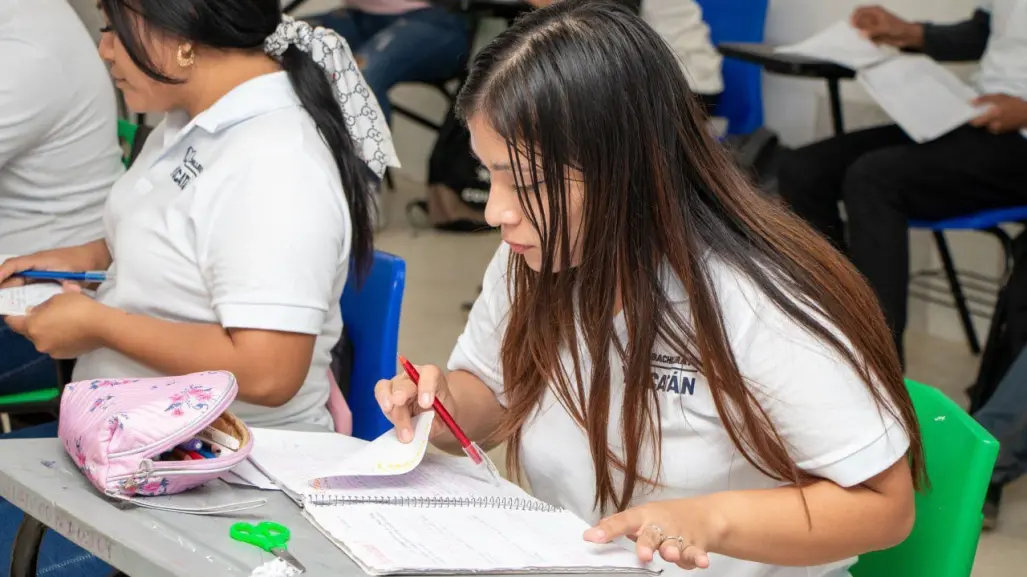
[{"xmin": 230, "ymin": 521, "xmax": 306, "ymax": 573}]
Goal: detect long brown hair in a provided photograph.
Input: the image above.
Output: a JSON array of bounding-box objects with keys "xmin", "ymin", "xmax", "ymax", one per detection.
[{"xmin": 456, "ymin": 0, "xmax": 925, "ymax": 514}]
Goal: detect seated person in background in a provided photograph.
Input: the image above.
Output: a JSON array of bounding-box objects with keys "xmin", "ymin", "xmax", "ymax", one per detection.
[
  {"xmin": 974, "ymin": 346, "xmax": 1027, "ymax": 529},
  {"xmin": 0, "ymin": 0, "xmax": 123, "ymax": 398},
  {"xmin": 0, "ymin": 0, "xmax": 396, "ymax": 574},
  {"xmin": 2, "ymin": 0, "xmax": 397, "ymax": 433},
  {"xmin": 777, "ymin": 1, "xmax": 1027, "ymax": 361},
  {"xmin": 528, "ymin": 0, "xmax": 724, "ymax": 111},
  {"xmin": 640, "ymin": 0, "xmax": 723, "ymax": 112},
  {"xmin": 314, "ymin": 0, "xmax": 471, "ymax": 123},
  {"xmin": 381, "ymin": 3, "xmax": 922, "ymax": 576}
]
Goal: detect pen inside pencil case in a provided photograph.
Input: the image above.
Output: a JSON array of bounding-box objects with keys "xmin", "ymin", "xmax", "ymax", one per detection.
[{"xmin": 155, "ymin": 417, "xmax": 240, "ymax": 462}]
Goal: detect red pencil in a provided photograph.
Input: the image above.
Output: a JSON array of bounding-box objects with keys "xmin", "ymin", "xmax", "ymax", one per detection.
[{"xmin": 397, "ymin": 354, "xmax": 484, "ymax": 464}]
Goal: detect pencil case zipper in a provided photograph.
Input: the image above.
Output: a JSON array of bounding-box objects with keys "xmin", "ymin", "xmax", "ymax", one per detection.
[{"xmin": 106, "ymin": 460, "xmax": 266, "ymax": 515}]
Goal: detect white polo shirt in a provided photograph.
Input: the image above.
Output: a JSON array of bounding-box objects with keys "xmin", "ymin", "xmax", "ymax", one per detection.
[
  {"xmin": 977, "ymin": 0, "xmax": 1027, "ymax": 138},
  {"xmin": 73, "ymin": 72, "xmax": 351, "ymax": 430},
  {"xmin": 0, "ymin": 0, "xmax": 123, "ymax": 255},
  {"xmin": 449, "ymin": 244, "xmax": 910, "ymax": 577},
  {"xmin": 641, "ymin": 0, "xmax": 723, "ymax": 96}
]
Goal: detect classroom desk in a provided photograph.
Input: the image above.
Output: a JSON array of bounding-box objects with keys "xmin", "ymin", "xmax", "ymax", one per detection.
[
  {"xmin": 717, "ymin": 42, "xmax": 856, "ymax": 136},
  {"xmin": 1, "ymin": 437, "xmax": 352, "ymax": 577},
  {"xmin": 1, "ymin": 438, "xmax": 631, "ymax": 577}
]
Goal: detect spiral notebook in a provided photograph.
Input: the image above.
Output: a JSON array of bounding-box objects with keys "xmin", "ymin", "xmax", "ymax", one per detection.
[
  {"xmin": 246, "ymin": 414, "xmax": 656, "ymax": 575},
  {"xmin": 247, "ymin": 412, "xmax": 544, "ymax": 508}
]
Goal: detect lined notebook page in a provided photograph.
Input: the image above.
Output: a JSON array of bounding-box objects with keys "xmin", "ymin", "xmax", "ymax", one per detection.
[
  {"xmin": 307, "ymin": 453, "xmax": 549, "ymax": 507},
  {"xmin": 249, "ymin": 426, "xmax": 547, "ymax": 508},
  {"xmin": 249, "ymin": 428, "xmax": 368, "ymax": 498},
  {"xmin": 306, "ymin": 504, "xmax": 655, "ymax": 575}
]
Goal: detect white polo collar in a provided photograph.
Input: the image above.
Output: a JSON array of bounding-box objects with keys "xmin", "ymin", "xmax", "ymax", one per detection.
[{"xmin": 160, "ymin": 71, "xmax": 301, "ymax": 152}]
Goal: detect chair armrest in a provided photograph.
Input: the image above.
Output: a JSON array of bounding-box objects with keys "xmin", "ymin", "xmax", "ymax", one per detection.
[{"xmin": 717, "ymin": 42, "xmax": 856, "ymax": 80}]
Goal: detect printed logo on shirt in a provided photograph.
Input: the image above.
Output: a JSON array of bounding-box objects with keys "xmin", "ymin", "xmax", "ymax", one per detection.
[
  {"xmin": 650, "ymin": 353, "xmax": 697, "ymax": 396},
  {"xmin": 170, "ymin": 146, "xmax": 204, "ymax": 189}
]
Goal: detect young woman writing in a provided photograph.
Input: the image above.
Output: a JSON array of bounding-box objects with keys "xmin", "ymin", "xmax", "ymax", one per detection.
[{"xmin": 376, "ymin": 1, "xmax": 924, "ymax": 575}]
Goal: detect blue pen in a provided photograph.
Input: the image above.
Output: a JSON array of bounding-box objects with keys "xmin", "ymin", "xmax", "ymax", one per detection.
[{"xmin": 14, "ymin": 270, "xmax": 110, "ymax": 283}]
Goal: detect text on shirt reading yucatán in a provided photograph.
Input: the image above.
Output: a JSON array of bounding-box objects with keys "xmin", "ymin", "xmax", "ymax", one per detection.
[{"xmin": 650, "ymin": 353, "xmax": 697, "ymax": 396}]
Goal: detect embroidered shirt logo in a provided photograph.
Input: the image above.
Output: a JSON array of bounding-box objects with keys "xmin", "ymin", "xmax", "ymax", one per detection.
[
  {"xmin": 651, "ymin": 353, "xmax": 697, "ymax": 396},
  {"xmin": 170, "ymin": 146, "xmax": 204, "ymax": 189}
]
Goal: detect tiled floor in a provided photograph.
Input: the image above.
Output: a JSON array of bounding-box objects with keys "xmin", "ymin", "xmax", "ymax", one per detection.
[{"xmin": 376, "ymin": 176, "xmax": 1026, "ymax": 576}]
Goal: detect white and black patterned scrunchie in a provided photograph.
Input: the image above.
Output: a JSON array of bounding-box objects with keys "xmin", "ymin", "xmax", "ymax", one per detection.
[{"xmin": 265, "ymin": 15, "xmax": 399, "ymax": 179}]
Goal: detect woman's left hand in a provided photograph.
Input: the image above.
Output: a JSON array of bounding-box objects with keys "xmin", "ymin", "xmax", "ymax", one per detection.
[
  {"xmin": 5, "ymin": 285, "xmax": 107, "ymax": 359},
  {"xmin": 583, "ymin": 498, "xmax": 724, "ymax": 570}
]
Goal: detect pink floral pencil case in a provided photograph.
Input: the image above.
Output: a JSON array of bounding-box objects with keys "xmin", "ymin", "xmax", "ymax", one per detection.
[{"xmin": 58, "ymin": 371, "xmax": 254, "ymax": 501}]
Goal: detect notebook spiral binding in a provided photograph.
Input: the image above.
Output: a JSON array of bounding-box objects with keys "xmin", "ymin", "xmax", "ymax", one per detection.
[{"xmin": 307, "ymin": 494, "xmax": 562, "ymax": 512}]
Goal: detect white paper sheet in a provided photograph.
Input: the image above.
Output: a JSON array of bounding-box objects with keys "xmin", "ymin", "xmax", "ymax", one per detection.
[
  {"xmin": 776, "ymin": 20, "xmax": 894, "ymax": 70},
  {"xmin": 0, "ymin": 284, "xmax": 64, "ymax": 316},
  {"xmin": 857, "ymin": 55, "xmax": 985, "ymax": 143},
  {"xmin": 246, "ymin": 427, "xmax": 368, "ymax": 493},
  {"xmin": 221, "ymin": 460, "xmax": 279, "ymax": 490},
  {"xmin": 316, "ymin": 411, "xmax": 435, "ymax": 478},
  {"xmin": 247, "ymin": 414, "xmax": 530, "ymax": 505},
  {"xmin": 305, "ymin": 505, "xmax": 653, "ymax": 575}
]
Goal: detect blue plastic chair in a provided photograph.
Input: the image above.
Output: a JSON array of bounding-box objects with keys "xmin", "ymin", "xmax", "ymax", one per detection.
[
  {"xmin": 910, "ymin": 207, "xmax": 1027, "ymax": 354},
  {"xmin": 696, "ymin": 0, "xmax": 769, "ymax": 135},
  {"xmin": 340, "ymin": 251, "xmax": 407, "ymax": 440}
]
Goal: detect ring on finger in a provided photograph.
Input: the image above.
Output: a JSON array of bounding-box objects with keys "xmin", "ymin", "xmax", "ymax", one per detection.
[
  {"xmin": 643, "ymin": 524, "xmax": 665, "ymax": 544},
  {"xmin": 660, "ymin": 535, "xmax": 686, "ymax": 553}
]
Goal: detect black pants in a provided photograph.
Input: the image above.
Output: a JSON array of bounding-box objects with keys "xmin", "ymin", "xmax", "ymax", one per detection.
[{"xmin": 778, "ymin": 125, "xmax": 1027, "ymax": 355}]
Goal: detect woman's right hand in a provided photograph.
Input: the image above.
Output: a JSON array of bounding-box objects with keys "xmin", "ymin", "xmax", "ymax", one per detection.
[
  {"xmin": 851, "ymin": 5, "xmax": 924, "ymax": 49},
  {"xmin": 375, "ymin": 364, "xmax": 454, "ymax": 443},
  {"xmin": 0, "ymin": 244, "xmax": 108, "ymax": 288}
]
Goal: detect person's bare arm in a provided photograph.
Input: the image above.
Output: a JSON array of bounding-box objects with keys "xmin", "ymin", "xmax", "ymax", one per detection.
[
  {"xmin": 587, "ymin": 459, "xmax": 915, "ymax": 569},
  {"xmin": 433, "ymin": 369, "xmax": 508, "ymax": 453},
  {"xmin": 95, "ymin": 307, "xmax": 315, "ymax": 407}
]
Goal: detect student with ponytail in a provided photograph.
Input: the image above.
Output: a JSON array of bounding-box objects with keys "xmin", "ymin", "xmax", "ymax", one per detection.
[{"xmin": 0, "ymin": 0, "xmax": 397, "ymax": 573}]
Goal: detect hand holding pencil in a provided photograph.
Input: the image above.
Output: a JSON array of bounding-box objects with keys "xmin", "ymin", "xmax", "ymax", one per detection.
[
  {"xmin": 375, "ymin": 356, "xmax": 501, "ymax": 483},
  {"xmin": 375, "ymin": 360, "xmax": 458, "ymax": 444}
]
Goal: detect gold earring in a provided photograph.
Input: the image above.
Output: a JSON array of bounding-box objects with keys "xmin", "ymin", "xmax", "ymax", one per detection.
[{"xmin": 177, "ymin": 44, "xmax": 195, "ymax": 68}]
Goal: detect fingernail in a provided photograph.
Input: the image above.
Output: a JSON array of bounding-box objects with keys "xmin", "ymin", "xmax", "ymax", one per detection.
[
  {"xmin": 382, "ymin": 399, "xmax": 392, "ymax": 411},
  {"xmin": 400, "ymin": 428, "xmax": 412, "ymax": 442},
  {"xmin": 420, "ymin": 393, "xmax": 432, "ymax": 408}
]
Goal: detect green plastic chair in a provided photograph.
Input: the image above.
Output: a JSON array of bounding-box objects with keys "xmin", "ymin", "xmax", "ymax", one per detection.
[
  {"xmin": 117, "ymin": 118, "xmax": 139, "ymax": 168},
  {"xmin": 851, "ymin": 379, "xmax": 1000, "ymax": 577},
  {"xmin": 0, "ymin": 120, "xmax": 141, "ymax": 420}
]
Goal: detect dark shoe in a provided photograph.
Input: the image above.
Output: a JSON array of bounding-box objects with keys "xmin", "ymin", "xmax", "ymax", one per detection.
[{"xmin": 982, "ymin": 483, "xmax": 1003, "ymax": 531}]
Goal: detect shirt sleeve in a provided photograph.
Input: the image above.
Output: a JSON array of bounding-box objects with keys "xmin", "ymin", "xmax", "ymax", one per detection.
[
  {"xmin": 731, "ymin": 297, "xmax": 910, "ymax": 488},
  {"xmin": 0, "ymin": 41, "xmax": 60, "ymax": 171},
  {"xmin": 921, "ymin": 8, "xmax": 991, "ymax": 62},
  {"xmin": 198, "ymin": 152, "xmax": 348, "ymax": 335},
  {"xmin": 447, "ymin": 243, "xmax": 511, "ymax": 404}
]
